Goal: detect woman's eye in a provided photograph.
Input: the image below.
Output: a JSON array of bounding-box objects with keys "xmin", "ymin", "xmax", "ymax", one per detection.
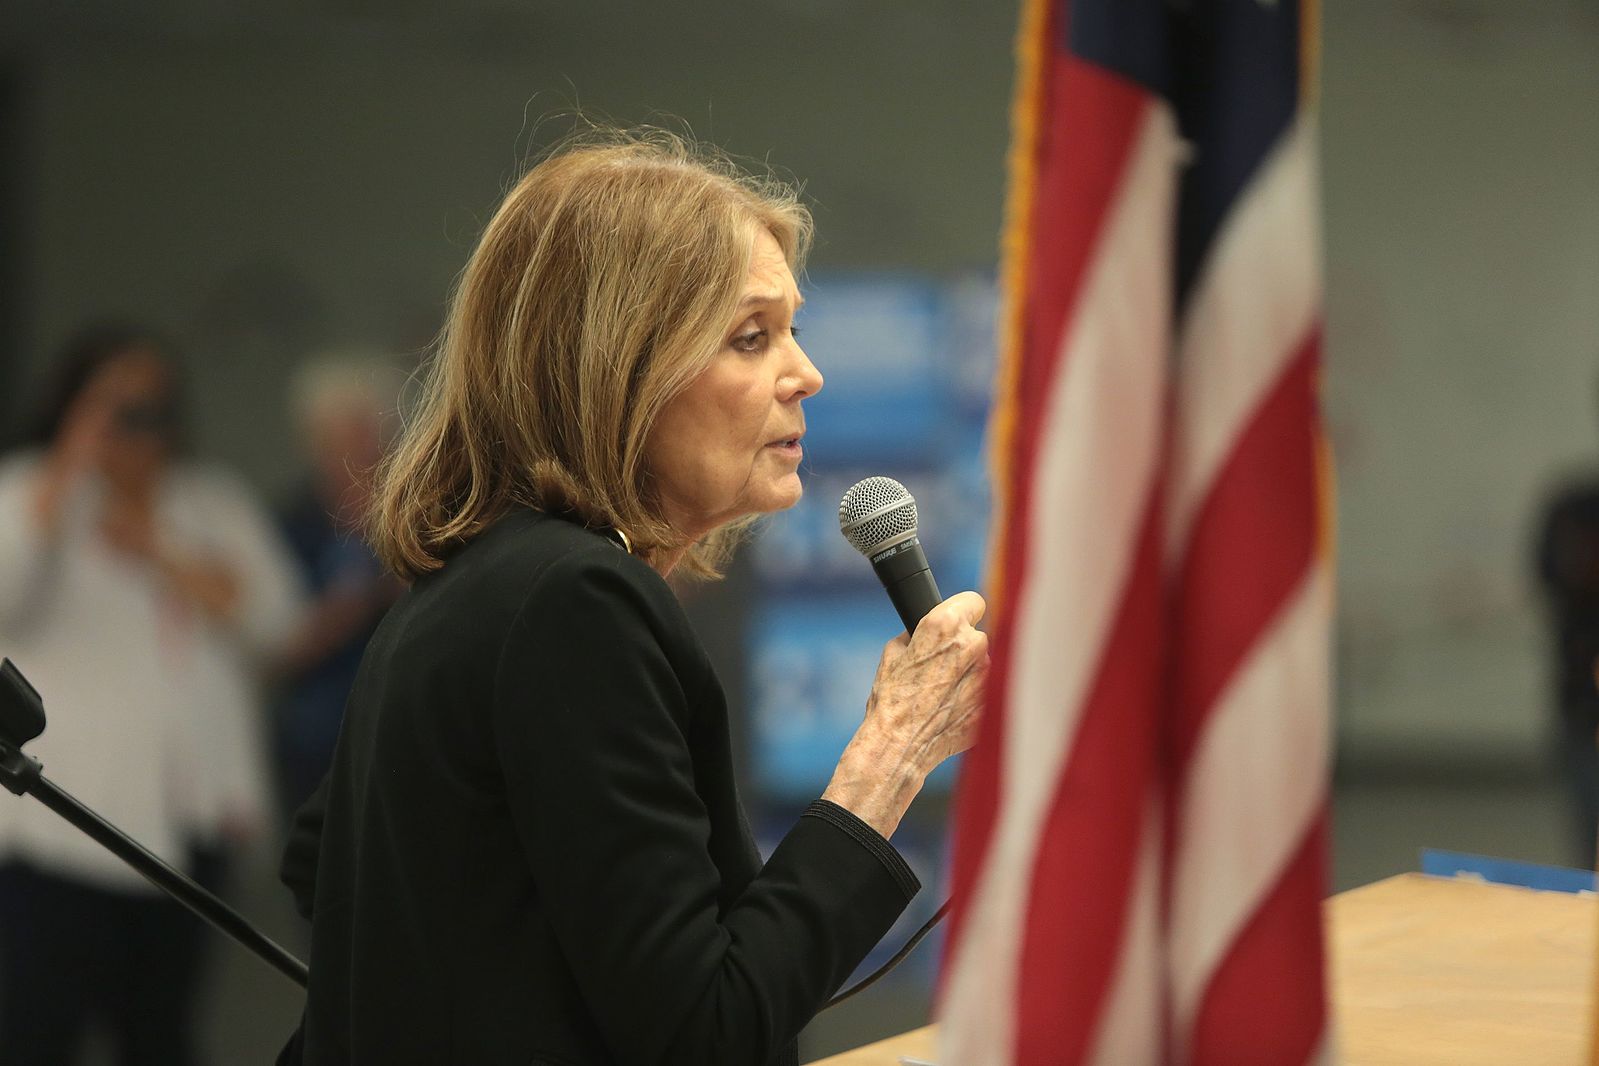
[{"xmin": 732, "ymin": 329, "xmax": 767, "ymax": 353}]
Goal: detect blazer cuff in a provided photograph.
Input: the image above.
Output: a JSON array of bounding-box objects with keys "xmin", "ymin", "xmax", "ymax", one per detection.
[{"xmin": 801, "ymin": 799, "xmax": 921, "ymax": 899}]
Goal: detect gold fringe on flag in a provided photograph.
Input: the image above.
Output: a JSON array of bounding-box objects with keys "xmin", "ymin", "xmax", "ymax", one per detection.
[
  {"xmin": 1301, "ymin": 0, "xmax": 1321, "ymax": 109},
  {"xmin": 984, "ymin": 0, "xmax": 1051, "ymax": 614}
]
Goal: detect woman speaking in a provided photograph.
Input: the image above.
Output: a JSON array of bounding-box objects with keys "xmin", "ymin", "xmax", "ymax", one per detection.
[{"xmin": 279, "ymin": 131, "xmax": 989, "ymax": 1066}]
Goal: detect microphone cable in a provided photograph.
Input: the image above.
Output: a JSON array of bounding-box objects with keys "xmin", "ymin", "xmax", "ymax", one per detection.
[{"xmin": 822, "ymin": 897, "xmax": 950, "ymax": 1010}]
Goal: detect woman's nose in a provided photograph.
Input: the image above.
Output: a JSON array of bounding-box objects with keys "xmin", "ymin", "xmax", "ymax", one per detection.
[{"xmin": 783, "ymin": 343, "xmax": 823, "ymax": 401}]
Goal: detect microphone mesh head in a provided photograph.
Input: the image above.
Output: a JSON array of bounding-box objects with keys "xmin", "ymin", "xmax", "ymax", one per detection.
[{"xmin": 838, "ymin": 476, "xmax": 918, "ymax": 555}]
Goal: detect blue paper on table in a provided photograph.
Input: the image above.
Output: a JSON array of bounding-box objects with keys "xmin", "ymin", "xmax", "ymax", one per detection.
[{"xmin": 1419, "ymin": 848, "xmax": 1596, "ymax": 894}]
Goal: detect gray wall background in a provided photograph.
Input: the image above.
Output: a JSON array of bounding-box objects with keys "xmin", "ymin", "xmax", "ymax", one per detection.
[
  {"xmin": 1321, "ymin": 0, "xmax": 1599, "ymax": 767},
  {"xmin": 6, "ymin": 1, "xmax": 1013, "ymax": 492}
]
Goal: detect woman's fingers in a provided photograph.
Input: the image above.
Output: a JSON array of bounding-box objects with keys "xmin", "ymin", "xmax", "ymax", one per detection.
[
  {"xmin": 945, "ymin": 590, "xmax": 986, "ymax": 628},
  {"xmin": 913, "ymin": 591, "xmax": 987, "ymax": 641},
  {"xmin": 961, "ymin": 627, "xmax": 989, "ymax": 665}
]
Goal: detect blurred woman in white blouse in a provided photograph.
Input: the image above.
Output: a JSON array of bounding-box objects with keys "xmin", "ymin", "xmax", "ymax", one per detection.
[{"xmin": 0, "ymin": 323, "xmax": 304, "ymax": 1066}]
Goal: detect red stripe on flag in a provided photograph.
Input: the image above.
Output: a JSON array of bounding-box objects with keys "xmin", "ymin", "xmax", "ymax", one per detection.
[
  {"xmin": 1166, "ymin": 326, "xmax": 1329, "ymax": 1061},
  {"xmin": 1169, "ymin": 328, "xmax": 1322, "ymax": 774},
  {"xmin": 1189, "ymin": 814, "xmax": 1330, "ymax": 1066},
  {"xmin": 1013, "ymin": 490, "xmax": 1166, "ymax": 1066},
  {"xmin": 946, "ymin": 47, "xmax": 1157, "ymax": 972}
]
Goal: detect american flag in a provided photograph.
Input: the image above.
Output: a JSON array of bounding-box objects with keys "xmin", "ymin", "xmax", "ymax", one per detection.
[{"xmin": 940, "ymin": 0, "xmax": 1332, "ymax": 1063}]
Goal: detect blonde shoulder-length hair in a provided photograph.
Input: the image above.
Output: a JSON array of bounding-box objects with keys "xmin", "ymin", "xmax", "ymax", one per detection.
[{"xmin": 369, "ymin": 129, "xmax": 812, "ymax": 581}]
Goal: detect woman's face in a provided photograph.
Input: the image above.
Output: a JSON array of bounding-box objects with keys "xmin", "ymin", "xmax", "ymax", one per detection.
[{"xmin": 648, "ymin": 227, "xmax": 823, "ymax": 542}]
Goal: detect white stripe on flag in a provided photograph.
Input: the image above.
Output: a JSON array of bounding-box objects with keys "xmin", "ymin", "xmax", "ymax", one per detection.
[
  {"xmin": 940, "ymin": 102, "xmax": 1182, "ymax": 1066},
  {"xmin": 1166, "ymin": 113, "xmax": 1322, "ymax": 562},
  {"xmin": 1085, "ymin": 798, "xmax": 1165, "ymax": 1066},
  {"xmin": 1167, "ymin": 562, "xmax": 1333, "ymax": 1057}
]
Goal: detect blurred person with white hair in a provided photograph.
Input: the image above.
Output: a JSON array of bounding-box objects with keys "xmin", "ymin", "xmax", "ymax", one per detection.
[
  {"xmin": 0, "ymin": 323, "xmax": 304, "ymax": 1066},
  {"xmin": 271, "ymin": 353, "xmax": 403, "ymax": 817}
]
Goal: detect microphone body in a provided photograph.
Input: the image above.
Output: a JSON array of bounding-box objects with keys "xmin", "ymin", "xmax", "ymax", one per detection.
[
  {"xmin": 839, "ymin": 476, "xmax": 943, "ymax": 635},
  {"xmin": 868, "ymin": 535, "xmax": 942, "ymax": 634}
]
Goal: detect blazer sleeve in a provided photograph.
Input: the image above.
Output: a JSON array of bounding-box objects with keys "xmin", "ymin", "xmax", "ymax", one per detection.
[{"xmin": 492, "ymin": 550, "xmax": 919, "ymax": 1066}]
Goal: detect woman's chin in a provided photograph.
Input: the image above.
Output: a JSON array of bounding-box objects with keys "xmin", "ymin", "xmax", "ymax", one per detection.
[
  {"xmin": 767, "ymin": 474, "xmax": 805, "ymax": 513},
  {"xmin": 736, "ymin": 486, "xmax": 802, "ymax": 523},
  {"xmin": 710, "ymin": 473, "xmax": 806, "ymax": 527}
]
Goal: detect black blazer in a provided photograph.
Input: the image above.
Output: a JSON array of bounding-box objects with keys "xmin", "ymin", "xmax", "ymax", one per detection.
[{"xmin": 277, "ymin": 510, "xmax": 920, "ymax": 1066}]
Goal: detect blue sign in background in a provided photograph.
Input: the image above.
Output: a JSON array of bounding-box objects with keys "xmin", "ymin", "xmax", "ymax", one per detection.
[{"xmin": 789, "ymin": 277, "xmax": 949, "ymax": 464}]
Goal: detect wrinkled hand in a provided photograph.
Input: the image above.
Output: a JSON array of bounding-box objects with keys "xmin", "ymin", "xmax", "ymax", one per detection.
[
  {"xmin": 823, "ymin": 592, "xmax": 989, "ymax": 838},
  {"xmin": 861, "ymin": 591, "xmax": 990, "ymax": 775}
]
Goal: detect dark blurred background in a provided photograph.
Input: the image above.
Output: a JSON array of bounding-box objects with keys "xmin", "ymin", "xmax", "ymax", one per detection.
[{"xmin": 0, "ymin": 0, "xmax": 1596, "ymax": 1062}]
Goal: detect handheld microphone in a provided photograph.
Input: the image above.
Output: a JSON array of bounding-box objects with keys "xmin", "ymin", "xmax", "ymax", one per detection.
[
  {"xmin": 838, "ymin": 476, "xmax": 942, "ymax": 635},
  {"xmin": 823, "ymin": 476, "xmax": 955, "ymax": 1012}
]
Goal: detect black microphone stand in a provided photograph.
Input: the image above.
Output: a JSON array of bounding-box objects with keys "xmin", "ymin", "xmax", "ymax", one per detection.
[{"xmin": 0, "ymin": 658, "xmax": 308, "ymax": 988}]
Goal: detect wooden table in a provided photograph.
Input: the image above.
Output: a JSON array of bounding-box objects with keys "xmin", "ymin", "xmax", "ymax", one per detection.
[
  {"xmin": 809, "ymin": 872, "xmax": 1597, "ymax": 1065},
  {"xmin": 810, "ymin": 1023, "xmax": 937, "ymax": 1066},
  {"xmin": 1332, "ymin": 872, "xmax": 1594, "ymax": 1064}
]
